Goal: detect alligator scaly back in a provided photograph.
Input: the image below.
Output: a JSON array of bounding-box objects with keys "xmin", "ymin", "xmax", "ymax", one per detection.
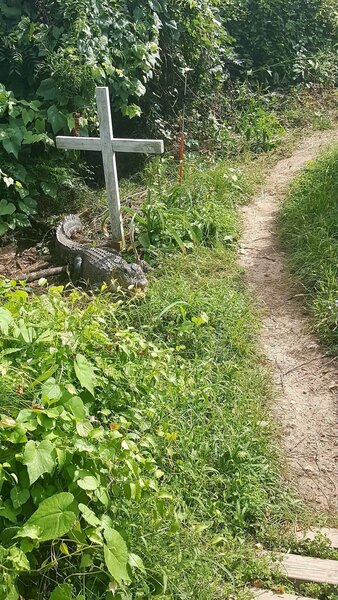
[{"xmin": 56, "ymin": 214, "xmax": 148, "ymax": 290}]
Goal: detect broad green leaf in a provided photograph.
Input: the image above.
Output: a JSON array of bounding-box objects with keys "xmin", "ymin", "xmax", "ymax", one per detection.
[
  {"xmin": 103, "ymin": 528, "xmax": 130, "ymax": 584},
  {"xmin": 13, "ymin": 163, "xmax": 27, "ymax": 182},
  {"xmin": 74, "ymin": 354, "xmax": 97, "ymax": 396},
  {"xmin": 3, "ymin": 132, "xmax": 23, "ymax": 159},
  {"xmin": 35, "ymin": 117, "xmax": 46, "ymax": 134},
  {"xmin": 55, "ymin": 447, "xmax": 66, "ymax": 469},
  {"xmin": 0, "ymin": 307, "xmax": 13, "ymax": 334},
  {"xmin": 29, "ymin": 100, "xmax": 42, "ymax": 111},
  {"xmin": 0, "ymin": 220, "xmax": 9, "ymax": 235},
  {"xmin": 0, "ymin": 500, "xmax": 17, "ymax": 523},
  {"xmin": 41, "ymin": 181, "xmax": 57, "ymax": 198},
  {"xmin": 47, "ymin": 104, "xmax": 67, "ymax": 135},
  {"xmin": 36, "ymin": 78, "xmax": 59, "ymax": 101},
  {"xmin": 18, "ymin": 197, "xmax": 37, "ymax": 216},
  {"xmin": 86, "ymin": 526, "xmax": 103, "ymax": 544},
  {"xmin": 66, "ymin": 396, "xmax": 86, "ymax": 419},
  {"xmin": 50, "ymin": 583, "xmax": 73, "ymax": 600},
  {"xmin": 11, "ymin": 212, "xmax": 30, "ymax": 228},
  {"xmin": 0, "ymin": 199, "xmax": 16, "ymax": 216},
  {"xmin": 16, "ymin": 320, "xmax": 35, "ymax": 343},
  {"xmin": 8, "ymin": 546, "xmax": 30, "ymax": 572},
  {"xmin": 41, "ymin": 378, "xmax": 62, "ymax": 403},
  {"xmin": 21, "ymin": 108, "xmax": 35, "ymax": 126},
  {"xmin": 1, "ymin": 5, "xmax": 21, "ymax": 17},
  {"xmin": 23, "ymin": 439, "xmax": 55, "ymax": 484},
  {"xmin": 77, "ymin": 473, "xmax": 99, "ymax": 491},
  {"xmin": 79, "ymin": 503, "xmax": 101, "ymax": 527},
  {"xmin": 19, "ymin": 492, "xmax": 76, "ymax": 541},
  {"xmin": 10, "ymin": 486, "xmax": 30, "ymax": 509},
  {"xmin": 67, "ymin": 114, "xmax": 75, "ymax": 132},
  {"xmin": 80, "ymin": 553, "xmax": 92, "ymax": 569},
  {"xmin": 76, "ymin": 419, "xmax": 93, "ymax": 437},
  {"xmin": 15, "ymin": 524, "xmax": 40, "ymax": 539},
  {"xmin": 129, "ymin": 552, "xmax": 146, "ymax": 573}
]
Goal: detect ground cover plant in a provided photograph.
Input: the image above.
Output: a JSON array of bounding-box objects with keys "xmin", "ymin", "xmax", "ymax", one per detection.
[
  {"xmin": 279, "ymin": 146, "xmax": 338, "ymax": 353},
  {"xmin": 0, "ymin": 158, "xmax": 303, "ymax": 599}
]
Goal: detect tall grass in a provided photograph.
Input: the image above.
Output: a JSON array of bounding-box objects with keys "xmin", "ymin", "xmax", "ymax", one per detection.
[{"xmin": 279, "ymin": 147, "xmax": 338, "ymax": 353}]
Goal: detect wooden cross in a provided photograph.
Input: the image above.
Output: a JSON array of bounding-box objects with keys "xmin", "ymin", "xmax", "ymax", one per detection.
[{"xmin": 56, "ymin": 87, "xmax": 164, "ymax": 247}]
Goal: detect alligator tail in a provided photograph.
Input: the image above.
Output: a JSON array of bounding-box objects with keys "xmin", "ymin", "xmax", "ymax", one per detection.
[{"xmin": 56, "ymin": 214, "xmax": 85, "ymax": 261}]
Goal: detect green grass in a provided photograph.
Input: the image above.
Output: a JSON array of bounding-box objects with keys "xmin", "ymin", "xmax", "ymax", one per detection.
[
  {"xmin": 3, "ymin": 154, "xmax": 338, "ymax": 599},
  {"xmin": 279, "ymin": 146, "xmax": 338, "ymax": 353}
]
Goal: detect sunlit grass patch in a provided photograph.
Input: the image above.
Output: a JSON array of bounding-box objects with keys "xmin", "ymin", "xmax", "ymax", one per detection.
[{"xmin": 279, "ymin": 146, "xmax": 338, "ymax": 352}]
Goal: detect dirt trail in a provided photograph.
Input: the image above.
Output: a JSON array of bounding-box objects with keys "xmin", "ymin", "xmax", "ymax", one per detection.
[{"xmin": 239, "ymin": 130, "xmax": 338, "ymax": 512}]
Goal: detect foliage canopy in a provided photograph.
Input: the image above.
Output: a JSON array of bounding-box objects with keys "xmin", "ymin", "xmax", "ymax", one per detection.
[{"xmin": 0, "ymin": 0, "xmax": 337, "ymax": 233}]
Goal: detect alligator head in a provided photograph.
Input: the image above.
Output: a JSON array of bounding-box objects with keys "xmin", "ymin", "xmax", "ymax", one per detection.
[{"xmin": 113, "ymin": 261, "xmax": 148, "ymax": 291}]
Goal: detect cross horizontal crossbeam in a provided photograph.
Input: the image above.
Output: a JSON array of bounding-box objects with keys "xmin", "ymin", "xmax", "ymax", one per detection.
[{"xmin": 56, "ymin": 136, "xmax": 164, "ymax": 154}]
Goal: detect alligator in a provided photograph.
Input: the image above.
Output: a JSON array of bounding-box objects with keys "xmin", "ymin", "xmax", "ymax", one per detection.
[{"xmin": 56, "ymin": 214, "xmax": 148, "ymax": 290}]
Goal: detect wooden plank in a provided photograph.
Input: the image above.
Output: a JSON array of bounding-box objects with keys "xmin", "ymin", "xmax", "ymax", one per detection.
[
  {"xmin": 252, "ymin": 590, "xmax": 316, "ymax": 600},
  {"xmin": 112, "ymin": 138, "xmax": 164, "ymax": 154},
  {"xmin": 56, "ymin": 137, "xmax": 164, "ymax": 154},
  {"xmin": 96, "ymin": 86, "xmax": 124, "ymax": 246},
  {"xmin": 296, "ymin": 528, "xmax": 338, "ymax": 548},
  {"xmin": 282, "ymin": 553, "xmax": 338, "ymax": 584},
  {"xmin": 56, "ymin": 136, "xmax": 101, "ymax": 151}
]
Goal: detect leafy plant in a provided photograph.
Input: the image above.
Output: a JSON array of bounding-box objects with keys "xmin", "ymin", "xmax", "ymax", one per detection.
[
  {"xmin": 128, "ymin": 157, "xmax": 247, "ymax": 258},
  {"xmin": 0, "ymin": 282, "xmax": 175, "ymax": 598}
]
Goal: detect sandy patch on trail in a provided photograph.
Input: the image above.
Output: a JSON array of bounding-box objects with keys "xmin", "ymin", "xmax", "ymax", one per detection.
[{"xmin": 239, "ymin": 130, "xmax": 338, "ymax": 512}]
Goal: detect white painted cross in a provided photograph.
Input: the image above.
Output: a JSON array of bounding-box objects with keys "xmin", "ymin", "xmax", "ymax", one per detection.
[{"xmin": 56, "ymin": 87, "xmax": 164, "ymax": 248}]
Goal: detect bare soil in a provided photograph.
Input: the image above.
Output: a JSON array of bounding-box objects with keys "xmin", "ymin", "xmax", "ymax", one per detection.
[{"xmin": 239, "ymin": 130, "xmax": 338, "ymax": 512}]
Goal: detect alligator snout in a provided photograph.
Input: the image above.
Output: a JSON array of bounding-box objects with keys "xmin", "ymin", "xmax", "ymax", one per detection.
[{"xmin": 127, "ymin": 263, "xmax": 148, "ymax": 291}]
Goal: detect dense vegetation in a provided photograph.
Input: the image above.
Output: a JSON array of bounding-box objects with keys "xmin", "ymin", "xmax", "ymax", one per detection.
[
  {"xmin": 0, "ymin": 161, "xmax": 300, "ymax": 599},
  {"xmin": 1, "ymin": 1, "xmax": 338, "ymax": 598},
  {"xmin": 0, "ymin": 0, "xmax": 337, "ymax": 235},
  {"xmin": 280, "ymin": 146, "xmax": 338, "ymax": 353}
]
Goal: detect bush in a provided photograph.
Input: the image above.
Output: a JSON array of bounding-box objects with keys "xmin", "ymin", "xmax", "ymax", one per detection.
[
  {"xmin": 0, "ymin": 282, "xmax": 184, "ymax": 598},
  {"xmin": 222, "ymin": 0, "xmax": 338, "ymax": 85}
]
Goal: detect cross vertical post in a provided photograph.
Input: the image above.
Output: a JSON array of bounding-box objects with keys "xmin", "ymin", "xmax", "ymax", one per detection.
[{"xmin": 96, "ymin": 87, "xmax": 124, "ymax": 248}]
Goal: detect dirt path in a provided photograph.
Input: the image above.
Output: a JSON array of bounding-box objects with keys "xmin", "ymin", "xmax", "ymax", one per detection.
[{"xmin": 239, "ymin": 130, "xmax": 338, "ymax": 512}]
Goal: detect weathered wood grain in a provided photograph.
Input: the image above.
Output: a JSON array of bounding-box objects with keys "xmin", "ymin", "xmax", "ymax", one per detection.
[
  {"xmin": 55, "ymin": 136, "xmax": 101, "ymax": 151},
  {"xmin": 56, "ymin": 136, "xmax": 164, "ymax": 154},
  {"xmin": 282, "ymin": 553, "xmax": 338, "ymax": 584},
  {"xmin": 96, "ymin": 87, "xmax": 124, "ymax": 246}
]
